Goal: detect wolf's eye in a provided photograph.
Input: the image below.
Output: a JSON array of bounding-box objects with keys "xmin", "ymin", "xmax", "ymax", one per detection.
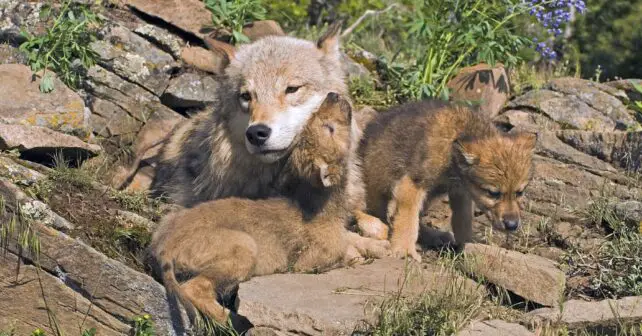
[
  {"xmin": 323, "ymin": 123, "xmax": 335, "ymax": 134},
  {"xmin": 285, "ymin": 86, "xmax": 301, "ymax": 94},
  {"xmin": 239, "ymin": 92, "xmax": 251, "ymax": 102},
  {"xmin": 485, "ymin": 189, "xmax": 501, "ymax": 199}
]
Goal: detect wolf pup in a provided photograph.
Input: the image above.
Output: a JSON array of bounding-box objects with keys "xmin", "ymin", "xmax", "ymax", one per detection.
[
  {"xmin": 151, "ymin": 93, "xmax": 389, "ymax": 324},
  {"xmin": 359, "ymin": 100, "xmax": 536, "ymax": 261}
]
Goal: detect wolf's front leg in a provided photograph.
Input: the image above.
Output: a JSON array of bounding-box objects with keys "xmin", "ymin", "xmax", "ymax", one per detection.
[
  {"xmin": 449, "ymin": 186, "xmax": 474, "ymax": 246},
  {"xmin": 389, "ymin": 175, "xmax": 426, "ymax": 262}
]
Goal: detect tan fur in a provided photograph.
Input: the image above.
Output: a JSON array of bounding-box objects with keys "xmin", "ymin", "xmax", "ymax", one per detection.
[
  {"xmin": 359, "ymin": 100, "xmax": 536, "ymax": 261},
  {"xmin": 151, "ymin": 94, "xmax": 389, "ymax": 324}
]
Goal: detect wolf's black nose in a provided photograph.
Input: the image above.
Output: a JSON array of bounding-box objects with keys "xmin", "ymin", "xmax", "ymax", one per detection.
[
  {"xmin": 246, "ymin": 124, "xmax": 272, "ymax": 146},
  {"xmin": 503, "ymin": 218, "xmax": 519, "ymax": 231}
]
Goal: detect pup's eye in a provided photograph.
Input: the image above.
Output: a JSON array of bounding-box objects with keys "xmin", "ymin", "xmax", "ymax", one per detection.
[
  {"xmin": 485, "ymin": 189, "xmax": 501, "ymax": 199},
  {"xmin": 323, "ymin": 123, "xmax": 335, "ymax": 134},
  {"xmin": 515, "ymin": 190, "xmax": 525, "ymax": 197},
  {"xmin": 285, "ymin": 86, "xmax": 301, "ymax": 94},
  {"xmin": 239, "ymin": 92, "xmax": 251, "ymax": 102}
]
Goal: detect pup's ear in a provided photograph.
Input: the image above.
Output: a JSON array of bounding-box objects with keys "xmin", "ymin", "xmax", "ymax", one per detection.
[
  {"xmin": 203, "ymin": 36, "xmax": 237, "ymax": 74},
  {"xmin": 516, "ymin": 131, "xmax": 538, "ymax": 152},
  {"xmin": 317, "ymin": 20, "xmax": 343, "ymax": 61},
  {"xmin": 453, "ymin": 139, "xmax": 479, "ymax": 166},
  {"xmin": 318, "ymin": 92, "xmax": 352, "ymax": 125}
]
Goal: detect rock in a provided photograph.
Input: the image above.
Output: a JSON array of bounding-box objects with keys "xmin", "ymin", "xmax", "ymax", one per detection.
[
  {"xmin": 448, "ymin": 63, "xmax": 510, "ymax": 118},
  {"xmin": 607, "ymin": 79, "xmax": 642, "ymax": 103},
  {"xmin": 0, "ymin": 155, "xmax": 45, "ymax": 186},
  {"xmin": 0, "ymin": 64, "xmax": 89, "ymax": 136},
  {"xmin": 91, "ymin": 23, "xmax": 175, "ymax": 96},
  {"xmin": 614, "ymin": 201, "xmax": 642, "ymax": 228},
  {"xmin": 458, "ymin": 320, "xmax": 534, "ymax": 336},
  {"xmin": 123, "ymin": 0, "xmax": 211, "ymax": 38},
  {"xmin": 180, "ymin": 46, "xmax": 224, "ymax": 74},
  {"xmin": 0, "ymin": 43, "xmax": 27, "ymax": 64},
  {"xmin": 556, "ymin": 130, "xmax": 641, "ymax": 171},
  {"xmin": 0, "ymin": 177, "xmax": 74, "ymax": 231},
  {"xmin": 86, "ymin": 66, "xmax": 183, "ymax": 142},
  {"xmin": 534, "ymin": 132, "xmax": 618, "ymax": 173},
  {"xmin": 0, "ymin": 0, "xmax": 47, "ymax": 45},
  {"xmin": 2, "ymin": 221, "xmax": 187, "ymax": 336},
  {"xmin": 0, "ymin": 124, "xmax": 101, "ymax": 159},
  {"xmin": 242, "ymin": 20, "xmax": 285, "ymax": 41},
  {"xmin": 247, "ymin": 327, "xmax": 296, "ymax": 336},
  {"xmin": 161, "ymin": 72, "xmax": 219, "ymax": 109},
  {"xmin": 237, "ymin": 258, "xmax": 483, "ymax": 335},
  {"xmin": 527, "ymin": 296, "xmax": 642, "ymax": 330},
  {"xmin": 0, "ymin": 253, "xmax": 131, "ymax": 336},
  {"xmin": 462, "ymin": 243, "xmax": 566, "ymax": 307},
  {"xmin": 134, "ymin": 24, "xmax": 184, "ymax": 59},
  {"xmin": 508, "ymin": 89, "xmax": 617, "ymax": 132},
  {"xmin": 495, "ymin": 109, "xmax": 561, "ymax": 133},
  {"xmin": 545, "ymin": 77, "xmax": 637, "ymax": 129}
]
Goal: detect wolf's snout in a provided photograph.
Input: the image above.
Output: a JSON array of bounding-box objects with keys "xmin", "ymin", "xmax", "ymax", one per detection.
[
  {"xmin": 502, "ymin": 215, "xmax": 520, "ymax": 231},
  {"xmin": 246, "ymin": 124, "xmax": 272, "ymax": 146}
]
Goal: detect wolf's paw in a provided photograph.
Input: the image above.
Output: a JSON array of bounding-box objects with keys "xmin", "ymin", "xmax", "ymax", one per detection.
[
  {"xmin": 356, "ymin": 213, "xmax": 389, "ymax": 240},
  {"xmin": 390, "ymin": 240, "xmax": 421, "ymax": 262},
  {"xmin": 346, "ymin": 232, "xmax": 391, "ymax": 259}
]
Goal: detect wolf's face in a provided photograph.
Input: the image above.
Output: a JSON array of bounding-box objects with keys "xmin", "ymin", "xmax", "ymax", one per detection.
[
  {"xmin": 454, "ymin": 132, "xmax": 537, "ymax": 232},
  {"xmin": 212, "ymin": 23, "xmax": 346, "ymax": 163}
]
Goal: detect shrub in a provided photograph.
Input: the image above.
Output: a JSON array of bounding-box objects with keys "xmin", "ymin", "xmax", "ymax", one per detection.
[{"xmin": 204, "ymin": 0, "xmax": 266, "ymax": 44}]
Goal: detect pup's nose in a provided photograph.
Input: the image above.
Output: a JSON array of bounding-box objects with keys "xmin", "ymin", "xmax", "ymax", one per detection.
[
  {"xmin": 246, "ymin": 124, "xmax": 272, "ymax": 146},
  {"xmin": 502, "ymin": 218, "xmax": 519, "ymax": 231}
]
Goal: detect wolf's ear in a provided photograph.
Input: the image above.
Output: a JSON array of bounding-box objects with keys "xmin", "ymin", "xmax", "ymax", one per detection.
[
  {"xmin": 453, "ymin": 139, "xmax": 478, "ymax": 166},
  {"xmin": 204, "ymin": 36, "xmax": 236, "ymax": 73},
  {"xmin": 317, "ymin": 20, "xmax": 343, "ymax": 60}
]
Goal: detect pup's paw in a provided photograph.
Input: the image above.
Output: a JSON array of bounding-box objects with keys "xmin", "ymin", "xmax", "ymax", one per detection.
[
  {"xmin": 390, "ymin": 240, "xmax": 422, "ymax": 262},
  {"xmin": 346, "ymin": 232, "xmax": 391, "ymax": 259},
  {"xmin": 343, "ymin": 244, "xmax": 365, "ymax": 266},
  {"xmin": 356, "ymin": 213, "xmax": 389, "ymax": 240}
]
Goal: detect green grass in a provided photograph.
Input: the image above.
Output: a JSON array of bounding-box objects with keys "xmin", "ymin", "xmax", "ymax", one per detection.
[
  {"xmin": 204, "ymin": 0, "xmax": 266, "ymax": 44},
  {"xmin": 19, "ymin": 0, "xmax": 100, "ymax": 92}
]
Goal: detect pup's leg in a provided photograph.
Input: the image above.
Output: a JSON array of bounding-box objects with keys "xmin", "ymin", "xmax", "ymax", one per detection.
[
  {"xmin": 293, "ymin": 218, "xmax": 347, "ymax": 272},
  {"xmin": 345, "ymin": 231, "xmax": 390, "ymax": 259},
  {"xmin": 389, "ymin": 175, "xmax": 426, "ymax": 262},
  {"xmin": 449, "ymin": 187, "xmax": 474, "ymax": 246},
  {"xmin": 354, "ymin": 210, "xmax": 389, "ymax": 240}
]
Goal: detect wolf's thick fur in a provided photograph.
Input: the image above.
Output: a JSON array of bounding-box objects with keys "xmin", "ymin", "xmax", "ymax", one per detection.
[
  {"xmin": 150, "ymin": 94, "xmax": 389, "ymax": 324},
  {"xmin": 359, "ymin": 100, "xmax": 536, "ymax": 261}
]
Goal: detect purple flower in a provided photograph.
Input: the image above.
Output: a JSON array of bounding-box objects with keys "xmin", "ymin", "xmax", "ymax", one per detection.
[{"xmin": 527, "ymin": 0, "xmax": 586, "ymax": 61}]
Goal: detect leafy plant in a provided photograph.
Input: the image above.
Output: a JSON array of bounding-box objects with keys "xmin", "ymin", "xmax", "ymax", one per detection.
[
  {"xmin": 19, "ymin": 0, "xmax": 100, "ymax": 93},
  {"xmin": 133, "ymin": 315, "xmax": 155, "ymax": 336},
  {"xmin": 204, "ymin": 0, "xmax": 267, "ymax": 44}
]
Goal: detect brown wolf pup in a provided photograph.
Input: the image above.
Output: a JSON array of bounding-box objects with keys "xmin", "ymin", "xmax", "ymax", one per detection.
[
  {"xmin": 151, "ymin": 93, "xmax": 389, "ymax": 325},
  {"xmin": 359, "ymin": 100, "xmax": 537, "ymax": 261}
]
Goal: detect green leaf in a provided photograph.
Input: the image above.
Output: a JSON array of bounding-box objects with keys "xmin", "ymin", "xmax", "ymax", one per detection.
[
  {"xmin": 39, "ymin": 73, "xmax": 55, "ymax": 93},
  {"xmin": 39, "ymin": 4, "xmax": 52, "ymax": 20}
]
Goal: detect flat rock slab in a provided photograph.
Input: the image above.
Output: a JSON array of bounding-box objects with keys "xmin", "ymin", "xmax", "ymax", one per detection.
[
  {"xmin": 462, "ymin": 243, "xmax": 565, "ymax": 307},
  {"xmin": 535, "ymin": 131, "xmax": 617, "ymax": 173},
  {"xmin": 556, "ymin": 130, "xmax": 641, "ymax": 171},
  {"xmin": 0, "ymin": 254, "xmax": 130, "ymax": 336},
  {"xmin": 458, "ymin": 319, "xmax": 534, "ymax": 336},
  {"xmin": 528, "ymin": 296, "xmax": 642, "ymax": 329},
  {"xmin": 0, "ymin": 124, "xmax": 101, "ymax": 158},
  {"xmin": 123, "ymin": 0, "xmax": 211, "ymax": 38},
  {"xmin": 161, "ymin": 72, "xmax": 219, "ymax": 109},
  {"xmin": 238, "ymin": 257, "xmax": 483, "ymax": 335},
  {"xmin": 0, "ymin": 64, "xmax": 88, "ymax": 136}
]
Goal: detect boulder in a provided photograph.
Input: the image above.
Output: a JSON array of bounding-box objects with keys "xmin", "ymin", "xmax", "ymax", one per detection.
[
  {"xmin": 607, "ymin": 79, "xmax": 642, "ymax": 103},
  {"xmin": 123, "ymin": 0, "xmax": 211, "ymax": 38},
  {"xmin": 527, "ymin": 296, "xmax": 642, "ymax": 330},
  {"xmin": 237, "ymin": 258, "xmax": 483, "ymax": 335},
  {"xmin": 242, "ymin": 20, "xmax": 285, "ymax": 41},
  {"xmin": 508, "ymin": 89, "xmax": 616, "ymax": 132},
  {"xmin": 180, "ymin": 46, "xmax": 224, "ymax": 74},
  {"xmin": 0, "ymin": 254, "xmax": 131, "ymax": 336},
  {"xmin": 458, "ymin": 320, "xmax": 534, "ymax": 336},
  {"xmin": 533, "ymin": 132, "xmax": 618, "ymax": 174},
  {"xmin": 161, "ymin": 72, "xmax": 219, "ymax": 109},
  {"xmin": 134, "ymin": 23, "xmax": 184, "ymax": 59},
  {"xmin": 614, "ymin": 201, "xmax": 642, "ymax": 228},
  {"xmin": 0, "ymin": 64, "xmax": 89, "ymax": 136},
  {"xmin": 0, "ymin": 43, "xmax": 27, "ymax": 64},
  {"xmin": 556, "ymin": 130, "xmax": 641, "ymax": 172},
  {"xmin": 448, "ymin": 63, "xmax": 510, "ymax": 118},
  {"xmin": 462, "ymin": 244, "xmax": 566, "ymax": 307},
  {"xmin": 546, "ymin": 77, "xmax": 635, "ymax": 128},
  {"xmin": 341, "ymin": 53, "xmax": 372, "ymax": 81},
  {"xmin": 0, "ymin": 124, "xmax": 101, "ymax": 159},
  {"xmin": 91, "ymin": 23, "xmax": 176, "ymax": 96},
  {"xmin": 0, "ymin": 0, "xmax": 47, "ymax": 45}
]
